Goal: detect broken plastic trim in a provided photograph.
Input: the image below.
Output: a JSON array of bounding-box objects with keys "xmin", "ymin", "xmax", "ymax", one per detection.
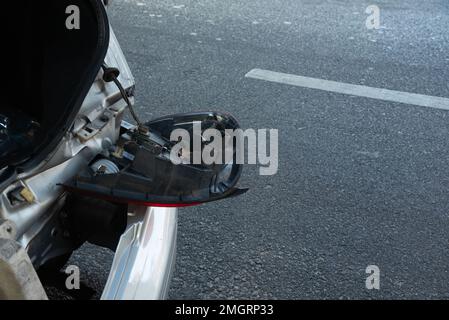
[{"xmin": 62, "ymin": 112, "xmax": 248, "ymax": 207}]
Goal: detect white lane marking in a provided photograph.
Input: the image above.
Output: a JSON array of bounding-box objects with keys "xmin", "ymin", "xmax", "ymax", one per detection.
[{"xmin": 245, "ymin": 69, "xmax": 449, "ymax": 111}]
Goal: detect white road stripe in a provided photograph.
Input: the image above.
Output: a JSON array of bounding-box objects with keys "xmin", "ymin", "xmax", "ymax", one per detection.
[{"xmin": 245, "ymin": 68, "xmax": 449, "ymax": 111}]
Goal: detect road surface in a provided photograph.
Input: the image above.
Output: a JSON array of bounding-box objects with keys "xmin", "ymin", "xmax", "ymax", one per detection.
[{"xmin": 47, "ymin": 0, "xmax": 449, "ymax": 299}]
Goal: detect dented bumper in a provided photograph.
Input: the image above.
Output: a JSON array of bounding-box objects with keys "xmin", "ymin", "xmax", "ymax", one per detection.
[{"xmin": 101, "ymin": 206, "xmax": 178, "ymax": 300}]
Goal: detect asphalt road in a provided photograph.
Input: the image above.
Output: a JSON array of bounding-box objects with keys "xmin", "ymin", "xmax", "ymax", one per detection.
[{"xmin": 47, "ymin": 0, "xmax": 449, "ymax": 299}]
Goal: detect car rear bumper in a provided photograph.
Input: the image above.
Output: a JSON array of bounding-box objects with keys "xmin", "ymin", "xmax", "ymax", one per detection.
[{"xmin": 101, "ymin": 206, "xmax": 178, "ymax": 300}]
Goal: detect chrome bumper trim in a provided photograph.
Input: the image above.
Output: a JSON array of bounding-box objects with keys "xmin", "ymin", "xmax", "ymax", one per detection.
[{"xmin": 101, "ymin": 206, "xmax": 178, "ymax": 300}]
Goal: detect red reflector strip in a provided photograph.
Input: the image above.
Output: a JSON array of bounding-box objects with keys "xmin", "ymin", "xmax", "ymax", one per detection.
[
  {"xmin": 63, "ymin": 186, "xmax": 203, "ymax": 208},
  {"xmin": 127, "ymin": 200, "xmax": 202, "ymax": 208}
]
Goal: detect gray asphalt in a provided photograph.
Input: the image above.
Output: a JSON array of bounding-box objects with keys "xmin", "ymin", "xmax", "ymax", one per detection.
[{"xmin": 48, "ymin": 0, "xmax": 449, "ymax": 299}]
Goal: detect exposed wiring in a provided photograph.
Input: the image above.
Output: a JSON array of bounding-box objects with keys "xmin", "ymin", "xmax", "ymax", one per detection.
[{"xmin": 101, "ymin": 64, "xmax": 144, "ymax": 129}]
